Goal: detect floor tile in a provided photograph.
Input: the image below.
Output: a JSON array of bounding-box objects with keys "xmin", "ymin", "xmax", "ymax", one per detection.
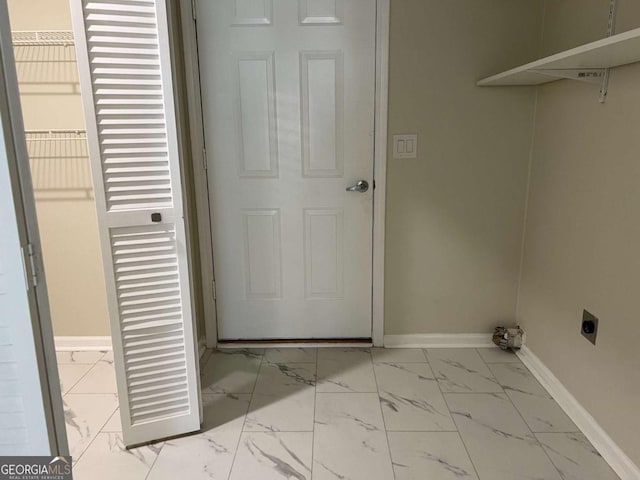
[
  {"xmin": 245, "ymin": 390, "xmax": 315, "ymax": 432},
  {"xmin": 313, "ymin": 393, "xmax": 394, "ymax": 480},
  {"xmin": 388, "ymin": 431, "xmax": 479, "ymax": 480},
  {"xmin": 101, "ymin": 409, "xmax": 121, "ymax": 433},
  {"xmin": 245, "ymin": 362, "xmax": 315, "ymax": 432},
  {"xmin": 488, "ymin": 363, "xmax": 577, "ymax": 433},
  {"xmin": 217, "ymin": 348, "xmax": 266, "ymax": 355},
  {"xmin": 68, "ymin": 359, "xmax": 118, "ymax": 394},
  {"xmin": 64, "ymin": 393, "xmax": 118, "ymax": 462},
  {"xmin": 229, "ymin": 432, "xmax": 312, "ymax": 480},
  {"xmin": 201, "ymin": 349, "xmax": 263, "ymax": 394},
  {"xmin": 476, "ymin": 347, "xmax": 522, "ymax": 364},
  {"xmin": 57, "ymin": 364, "xmax": 93, "ymax": 395},
  {"xmin": 374, "ymin": 362, "xmax": 455, "ymax": 431},
  {"xmin": 53, "ymin": 346, "xmax": 619, "ymax": 480},
  {"xmin": 486, "ymin": 362, "xmax": 548, "ymax": 396},
  {"xmin": 56, "ymin": 351, "xmax": 106, "ymax": 365},
  {"xmin": 264, "ymin": 348, "xmax": 317, "ymax": 364},
  {"xmin": 316, "ymin": 348, "xmax": 376, "ymax": 393},
  {"xmin": 426, "ymin": 348, "xmax": 503, "ymax": 393},
  {"xmin": 504, "ymin": 390, "xmax": 578, "ymax": 433},
  {"xmin": 148, "ymin": 394, "xmax": 250, "ymax": 480},
  {"xmin": 445, "ymin": 392, "xmax": 562, "ymax": 480},
  {"xmin": 317, "ymin": 347, "xmax": 370, "ymax": 360},
  {"xmin": 73, "ymin": 433, "xmax": 161, "ymax": 480},
  {"xmin": 73, "ymin": 433, "xmax": 162, "ymax": 480},
  {"xmin": 253, "ymin": 362, "xmax": 316, "ymax": 394},
  {"xmin": 536, "ymin": 432, "xmax": 620, "ymax": 480},
  {"xmin": 371, "ymin": 348, "xmax": 427, "ymax": 363}
]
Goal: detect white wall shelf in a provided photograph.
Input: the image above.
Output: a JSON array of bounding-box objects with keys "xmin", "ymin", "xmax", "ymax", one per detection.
[{"xmin": 477, "ymin": 26, "xmax": 640, "ymax": 87}]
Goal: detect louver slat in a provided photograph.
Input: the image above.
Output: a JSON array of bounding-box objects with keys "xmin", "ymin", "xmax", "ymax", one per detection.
[
  {"xmin": 83, "ymin": 0, "xmax": 169, "ymax": 212},
  {"xmin": 72, "ymin": 0, "xmax": 200, "ymax": 446},
  {"xmin": 110, "ymin": 224, "xmax": 190, "ymax": 424}
]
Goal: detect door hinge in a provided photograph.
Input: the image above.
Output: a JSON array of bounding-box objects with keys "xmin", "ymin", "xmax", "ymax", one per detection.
[
  {"xmin": 191, "ymin": 0, "xmax": 197, "ymax": 21},
  {"xmin": 23, "ymin": 243, "xmax": 38, "ymax": 289},
  {"xmin": 212, "ymin": 280, "xmax": 216, "ymax": 300},
  {"xmin": 202, "ymin": 147, "xmax": 208, "ymax": 171}
]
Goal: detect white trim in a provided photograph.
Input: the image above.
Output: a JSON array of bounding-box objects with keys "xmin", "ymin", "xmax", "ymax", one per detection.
[
  {"xmin": 198, "ymin": 336, "xmax": 207, "ymax": 359},
  {"xmin": 0, "ymin": 10, "xmax": 68, "ymax": 453},
  {"xmin": 517, "ymin": 345, "xmax": 640, "ymax": 480},
  {"xmin": 218, "ymin": 342, "xmax": 373, "ymax": 349},
  {"xmin": 372, "ymin": 0, "xmax": 390, "ymax": 347},
  {"xmin": 384, "ymin": 334, "xmax": 496, "ymax": 349},
  {"xmin": 54, "ymin": 336, "xmax": 112, "ymax": 351},
  {"xmin": 178, "ymin": 0, "xmax": 218, "ymax": 349}
]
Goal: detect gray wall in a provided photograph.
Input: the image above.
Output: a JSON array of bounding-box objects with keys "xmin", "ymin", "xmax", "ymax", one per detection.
[
  {"xmin": 518, "ymin": 0, "xmax": 640, "ymax": 466},
  {"xmin": 384, "ymin": 0, "xmax": 543, "ymax": 334}
]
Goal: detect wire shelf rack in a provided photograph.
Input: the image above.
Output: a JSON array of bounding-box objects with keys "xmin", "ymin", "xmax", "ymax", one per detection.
[
  {"xmin": 25, "ymin": 130, "xmax": 93, "ymax": 198},
  {"xmin": 12, "ymin": 30, "xmax": 75, "ymax": 47}
]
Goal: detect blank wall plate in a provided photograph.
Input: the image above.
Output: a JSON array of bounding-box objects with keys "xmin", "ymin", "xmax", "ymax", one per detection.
[{"xmin": 393, "ymin": 134, "xmax": 418, "ymax": 159}]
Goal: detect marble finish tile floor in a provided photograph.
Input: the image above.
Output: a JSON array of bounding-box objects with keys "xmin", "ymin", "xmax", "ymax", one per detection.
[{"xmin": 56, "ymin": 347, "xmax": 620, "ymax": 480}]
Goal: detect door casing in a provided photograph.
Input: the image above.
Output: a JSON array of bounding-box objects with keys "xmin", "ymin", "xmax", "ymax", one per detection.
[
  {"xmin": 179, "ymin": 0, "xmax": 390, "ymax": 347},
  {"xmin": 0, "ymin": 0, "xmax": 67, "ymax": 453}
]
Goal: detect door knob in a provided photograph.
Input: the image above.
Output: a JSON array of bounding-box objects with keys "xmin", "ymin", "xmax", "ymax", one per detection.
[{"xmin": 346, "ymin": 180, "xmax": 369, "ymax": 193}]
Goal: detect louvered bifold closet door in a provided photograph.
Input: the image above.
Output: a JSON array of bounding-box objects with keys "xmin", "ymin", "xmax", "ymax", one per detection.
[{"xmin": 70, "ymin": 0, "xmax": 201, "ymax": 446}]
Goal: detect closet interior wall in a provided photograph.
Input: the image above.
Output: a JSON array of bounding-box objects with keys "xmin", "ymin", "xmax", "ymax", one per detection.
[{"xmin": 7, "ymin": 0, "xmax": 110, "ymax": 336}]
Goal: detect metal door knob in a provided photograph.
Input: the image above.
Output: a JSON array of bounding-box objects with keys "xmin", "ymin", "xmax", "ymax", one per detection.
[{"xmin": 346, "ymin": 180, "xmax": 369, "ymax": 193}]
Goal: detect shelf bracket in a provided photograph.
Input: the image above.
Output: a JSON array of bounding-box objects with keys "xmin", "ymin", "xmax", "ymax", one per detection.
[{"xmin": 599, "ymin": 0, "xmax": 619, "ymax": 103}]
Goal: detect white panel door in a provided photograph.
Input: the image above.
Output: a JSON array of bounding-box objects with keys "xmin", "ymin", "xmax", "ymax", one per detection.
[
  {"xmin": 71, "ymin": 0, "xmax": 201, "ymax": 446},
  {"xmin": 197, "ymin": 0, "xmax": 376, "ymax": 339}
]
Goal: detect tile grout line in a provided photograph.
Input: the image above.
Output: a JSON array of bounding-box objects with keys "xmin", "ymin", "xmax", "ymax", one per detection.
[
  {"xmin": 68, "ymin": 397, "xmax": 118, "ymax": 467},
  {"xmin": 226, "ymin": 350, "xmax": 264, "ymax": 480},
  {"xmin": 56, "ymin": 351, "xmax": 109, "ymax": 466},
  {"xmin": 480, "ymin": 351, "xmax": 566, "ymax": 480},
  {"xmin": 143, "ymin": 441, "xmax": 166, "ymax": 480},
  {"xmin": 475, "ymin": 349, "xmax": 566, "ymax": 479},
  {"xmin": 59, "ymin": 355, "xmax": 103, "ymax": 397},
  {"xmin": 370, "ymin": 349, "xmax": 397, "ymax": 480},
  {"xmin": 428, "ymin": 348, "xmax": 482, "ymax": 480},
  {"xmin": 310, "ymin": 350, "xmax": 318, "ymax": 479}
]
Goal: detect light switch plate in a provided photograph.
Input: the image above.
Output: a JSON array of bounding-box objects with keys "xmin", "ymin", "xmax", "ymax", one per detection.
[{"xmin": 393, "ymin": 134, "xmax": 418, "ymax": 159}]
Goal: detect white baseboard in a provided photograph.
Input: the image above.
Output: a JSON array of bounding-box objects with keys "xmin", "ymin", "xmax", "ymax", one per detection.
[
  {"xmin": 217, "ymin": 342, "xmax": 373, "ymax": 349},
  {"xmin": 383, "ymin": 333, "xmax": 495, "ymax": 348},
  {"xmin": 54, "ymin": 336, "xmax": 112, "ymax": 351},
  {"xmin": 517, "ymin": 346, "xmax": 640, "ymax": 480}
]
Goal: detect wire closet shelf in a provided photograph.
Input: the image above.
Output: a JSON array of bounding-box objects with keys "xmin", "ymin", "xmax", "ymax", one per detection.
[
  {"xmin": 25, "ymin": 129, "xmax": 93, "ymax": 198},
  {"xmin": 11, "ymin": 30, "xmax": 75, "ymax": 47}
]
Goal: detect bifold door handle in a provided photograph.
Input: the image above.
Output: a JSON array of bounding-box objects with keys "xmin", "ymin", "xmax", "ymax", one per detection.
[
  {"xmin": 151, "ymin": 213, "xmax": 162, "ymax": 223},
  {"xmin": 346, "ymin": 180, "xmax": 369, "ymax": 193}
]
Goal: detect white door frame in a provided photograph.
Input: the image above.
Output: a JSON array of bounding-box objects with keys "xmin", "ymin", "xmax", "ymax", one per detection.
[
  {"xmin": 179, "ymin": 0, "xmax": 389, "ymax": 347},
  {"xmin": 0, "ymin": 0, "xmax": 67, "ymax": 453}
]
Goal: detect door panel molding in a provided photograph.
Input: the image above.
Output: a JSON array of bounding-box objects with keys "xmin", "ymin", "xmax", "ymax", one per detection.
[{"xmin": 300, "ymin": 50, "xmax": 344, "ymax": 178}]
